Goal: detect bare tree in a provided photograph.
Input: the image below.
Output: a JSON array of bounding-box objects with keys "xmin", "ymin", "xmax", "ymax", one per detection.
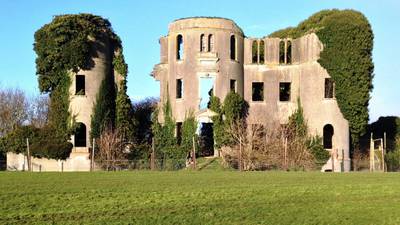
[
  {"xmin": 0, "ymin": 88, "xmax": 28, "ymax": 137},
  {"xmin": 96, "ymin": 127, "xmax": 125, "ymax": 170},
  {"xmin": 28, "ymin": 95, "xmax": 49, "ymax": 128},
  {"xmin": 223, "ymin": 118, "xmax": 317, "ymax": 171}
]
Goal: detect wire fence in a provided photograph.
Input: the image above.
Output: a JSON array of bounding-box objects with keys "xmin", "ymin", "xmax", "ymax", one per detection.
[{"xmin": 94, "ymin": 158, "xmax": 189, "ymax": 171}]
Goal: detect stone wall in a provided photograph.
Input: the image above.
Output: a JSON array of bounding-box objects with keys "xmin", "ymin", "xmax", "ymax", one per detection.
[{"xmin": 153, "ymin": 18, "xmax": 351, "ymax": 171}]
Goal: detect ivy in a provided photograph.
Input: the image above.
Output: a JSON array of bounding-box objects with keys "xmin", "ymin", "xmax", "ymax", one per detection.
[
  {"xmin": 180, "ymin": 111, "xmax": 198, "ymax": 156},
  {"xmin": 208, "ymin": 95, "xmax": 223, "ymax": 149},
  {"xmin": 287, "ymin": 99, "xmax": 330, "ymax": 167},
  {"xmin": 115, "ymin": 80, "xmax": 135, "ymax": 141},
  {"xmin": 113, "ymin": 53, "xmax": 128, "ymax": 78},
  {"xmin": 269, "ymin": 9, "xmax": 374, "ymax": 146},
  {"xmin": 209, "ymin": 92, "xmax": 248, "ymax": 149},
  {"xmin": 34, "ymin": 13, "xmax": 130, "ymax": 159},
  {"xmin": 90, "ymin": 73, "xmax": 116, "ymax": 139}
]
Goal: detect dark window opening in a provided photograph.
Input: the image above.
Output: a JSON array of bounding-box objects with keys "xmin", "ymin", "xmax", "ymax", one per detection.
[
  {"xmin": 286, "ymin": 40, "xmax": 292, "ymax": 64},
  {"xmin": 208, "ymin": 34, "xmax": 214, "ymax": 52},
  {"xmin": 176, "ymin": 122, "xmax": 182, "ymax": 145},
  {"xmin": 75, "ymin": 75, "xmax": 85, "ymax": 95},
  {"xmin": 200, "ymin": 34, "xmax": 206, "ymax": 52},
  {"xmin": 252, "ymin": 82, "xmax": 264, "ymax": 101},
  {"xmin": 279, "ymin": 41, "xmax": 285, "ymax": 64},
  {"xmin": 199, "ymin": 123, "xmax": 214, "ymax": 157},
  {"xmin": 325, "ymin": 78, "xmax": 334, "ymax": 99},
  {"xmin": 74, "ymin": 123, "xmax": 86, "ymax": 147},
  {"xmin": 279, "ymin": 82, "xmax": 291, "ymax": 101},
  {"xmin": 176, "ymin": 79, "xmax": 183, "ymax": 99},
  {"xmin": 177, "ymin": 35, "xmax": 183, "ymax": 60},
  {"xmin": 230, "ymin": 79, "xmax": 237, "ymax": 93},
  {"xmin": 259, "ymin": 40, "xmax": 265, "ymax": 64},
  {"xmin": 323, "ymin": 124, "xmax": 334, "ymax": 149},
  {"xmin": 230, "ymin": 35, "xmax": 236, "ymax": 60},
  {"xmin": 252, "ymin": 41, "xmax": 258, "ymax": 64}
]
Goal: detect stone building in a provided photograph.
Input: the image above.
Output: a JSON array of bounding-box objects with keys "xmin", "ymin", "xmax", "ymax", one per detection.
[
  {"xmin": 152, "ymin": 17, "xmax": 350, "ymax": 172},
  {"xmin": 7, "ymin": 36, "xmax": 121, "ymax": 171}
]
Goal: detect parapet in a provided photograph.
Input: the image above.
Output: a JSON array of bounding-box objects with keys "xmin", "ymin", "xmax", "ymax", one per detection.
[{"xmin": 168, "ymin": 17, "xmax": 243, "ymax": 35}]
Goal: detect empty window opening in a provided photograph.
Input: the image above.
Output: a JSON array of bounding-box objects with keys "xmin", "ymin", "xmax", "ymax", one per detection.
[
  {"xmin": 208, "ymin": 34, "xmax": 214, "ymax": 52},
  {"xmin": 286, "ymin": 40, "xmax": 292, "ymax": 64},
  {"xmin": 323, "ymin": 124, "xmax": 334, "ymax": 149},
  {"xmin": 200, "ymin": 34, "xmax": 206, "ymax": 52},
  {"xmin": 74, "ymin": 122, "xmax": 86, "ymax": 147},
  {"xmin": 279, "ymin": 41, "xmax": 285, "ymax": 64},
  {"xmin": 230, "ymin": 35, "xmax": 236, "ymax": 60},
  {"xmin": 75, "ymin": 75, "xmax": 85, "ymax": 95},
  {"xmin": 176, "ymin": 122, "xmax": 182, "ymax": 145},
  {"xmin": 325, "ymin": 78, "xmax": 334, "ymax": 99},
  {"xmin": 200, "ymin": 77, "xmax": 215, "ymax": 109},
  {"xmin": 176, "ymin": 78, "xmax": 183, "ymax": 99},
  {"xmin": 199, "ymin": 123, "xmax": 214, "ymax": 157},
  {"xmin": 230, "ymin": 79, "xmax": 237, "ymax": 93},
  {"xmin": 279, "ymin": 82, "xmax": 291, "ymax": 101},
  {"xmin": 259, "ymin": 40, "xmax": 265, "ymax": 64},
  {"xmin": 176, "ymin": 34, "xmax": 183, "ymax": 60},
  {"xmin": 252, "ymin": 82, "xmax": 264, "ymax": 101},
  {"xmin": 252, "ymin": 41, "xmax": 258, "ymax": 64}
]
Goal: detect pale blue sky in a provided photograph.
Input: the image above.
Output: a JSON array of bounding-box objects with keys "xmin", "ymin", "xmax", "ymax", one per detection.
[{"xmin": 0, "ymin": 0, "xmax": 398, "ymax": 122}]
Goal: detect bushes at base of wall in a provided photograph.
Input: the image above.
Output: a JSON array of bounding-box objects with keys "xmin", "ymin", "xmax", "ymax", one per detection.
[
  {"xmin": 269, "ymin": 9, "xmax": 374, "ymax": 146},
  {"xmin": 0, "ymin": 125, "xmax": 72, "ymax": 160}
]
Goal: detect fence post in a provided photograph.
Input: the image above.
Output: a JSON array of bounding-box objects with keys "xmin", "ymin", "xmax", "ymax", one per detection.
[
  {"xmin": 26, "ymin": 138, "xmax": 31, "ymax": 172},
  {"xmin": 284, "ymin": 137, "xmax": 288, "ymax": 171},
  {"xmin": 91, "ymin": 138, "xmax": 95, "ymax": 172},
  {"xmin": 151, "ymin": 138, "xmax": 155, "ymax": 171},
  {"xmin": 239, "ymin": 137, "xmax": 242, "ymax": 171},
  {"xmin": 192, "ymin": 136, "xmax": 196, "ymax": 169},
  {"xmin": 370, "ymin": 133, "xmax": 374, "ymax": 172}
]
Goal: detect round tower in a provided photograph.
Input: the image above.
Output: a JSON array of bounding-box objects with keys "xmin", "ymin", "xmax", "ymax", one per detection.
[
  {"xmin": 158, "ymin": 17, "xmax": 244, "ymax": 123},
  {"xmin": 68, "ymin": 36, "xmax": 112, "ymax": 170}
]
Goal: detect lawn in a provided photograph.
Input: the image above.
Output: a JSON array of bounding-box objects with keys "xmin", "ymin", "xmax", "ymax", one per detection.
[{"xmin": 0, "ymin": 171, "xmax": 400, "ymax": 224}]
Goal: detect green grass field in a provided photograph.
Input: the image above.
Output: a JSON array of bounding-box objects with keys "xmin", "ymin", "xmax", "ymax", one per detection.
[{"xmin": 1, "ymin": 171, "xmax": 400, "ymax": 225}]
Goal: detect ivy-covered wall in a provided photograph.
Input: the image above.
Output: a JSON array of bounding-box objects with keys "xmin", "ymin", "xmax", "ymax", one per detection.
[
  {"xmin": 269, "ymin": 9, "xmax": 374, "ymax": 146},
  {"xmin": 34, "ymin": 14, "xmax": 132, "ymax": 158}
]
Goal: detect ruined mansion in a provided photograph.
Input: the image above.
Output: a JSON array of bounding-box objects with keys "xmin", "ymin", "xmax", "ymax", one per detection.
[
  {"xmin": 7, "ymin": 16, "xmax": 350, "ymax": 172},
  {"xmin": 152, "ymin": 17, "xmax": 350, "ymax": 172}
]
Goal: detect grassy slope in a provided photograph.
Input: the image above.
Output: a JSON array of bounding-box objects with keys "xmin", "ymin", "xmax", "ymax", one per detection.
[{"xmin": 1, "ymin": 172, "xmax": 400, "ymax": 224}]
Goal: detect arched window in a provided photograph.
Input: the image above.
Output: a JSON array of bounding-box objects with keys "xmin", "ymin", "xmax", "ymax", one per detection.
[
  {"xmin": 230, "ymin": 35, "xmax": 236, "ymax": 60},
  {"xmin": 208, "ymin": 34, "xmax": 214, "ymax": 52},
  {"xmin": 251, "ymin": 40, "xmax": 258, "ymax": 64},
  {"xmin": 75, "ymin": 123, "xmax": 86, "ymax": 147},
  {"xmin": 200, "ymin": 34, "xmax": 206, "ymax": 52},
  {"xmin": 323, "ymin": 124, "xmax": 334, "ymax": 149},
  {"xmin": 286, "ymin": 40, "xmax": 292, "ymax": 64},
  {"xmin": 279, "ymin": 40, "xmax": 285, "ymax": 64},
  {"xmin": 259, "ymin": 40, "xmax": 265, "ymax": 64},
  {"xmin": 176, "ymin": 34, "xmax": 183, "ymax": 60}
]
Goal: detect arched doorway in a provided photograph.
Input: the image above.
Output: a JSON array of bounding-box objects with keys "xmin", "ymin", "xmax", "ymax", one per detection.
[
  {"xmin": 323, "ymin": 124, "xmax": 334, "ymax": 149},
  {"xmin": 75, "ymin": 123, "xmax": 87, "ymax": 147}
]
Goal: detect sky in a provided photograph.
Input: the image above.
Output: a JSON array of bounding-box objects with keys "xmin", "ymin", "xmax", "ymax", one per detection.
[{"xmin": 0, "ymin": 0, "xmax": 399, "ymax": 122}]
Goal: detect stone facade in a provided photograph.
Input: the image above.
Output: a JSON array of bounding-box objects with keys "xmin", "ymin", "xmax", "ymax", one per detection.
[
  {"xmin": 152, "ymin": 17, "xmax": 350, "ymax": 172},
  {"xmin": 7, "ymin": 36, "xmax": 119, "ymax": 172}
]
